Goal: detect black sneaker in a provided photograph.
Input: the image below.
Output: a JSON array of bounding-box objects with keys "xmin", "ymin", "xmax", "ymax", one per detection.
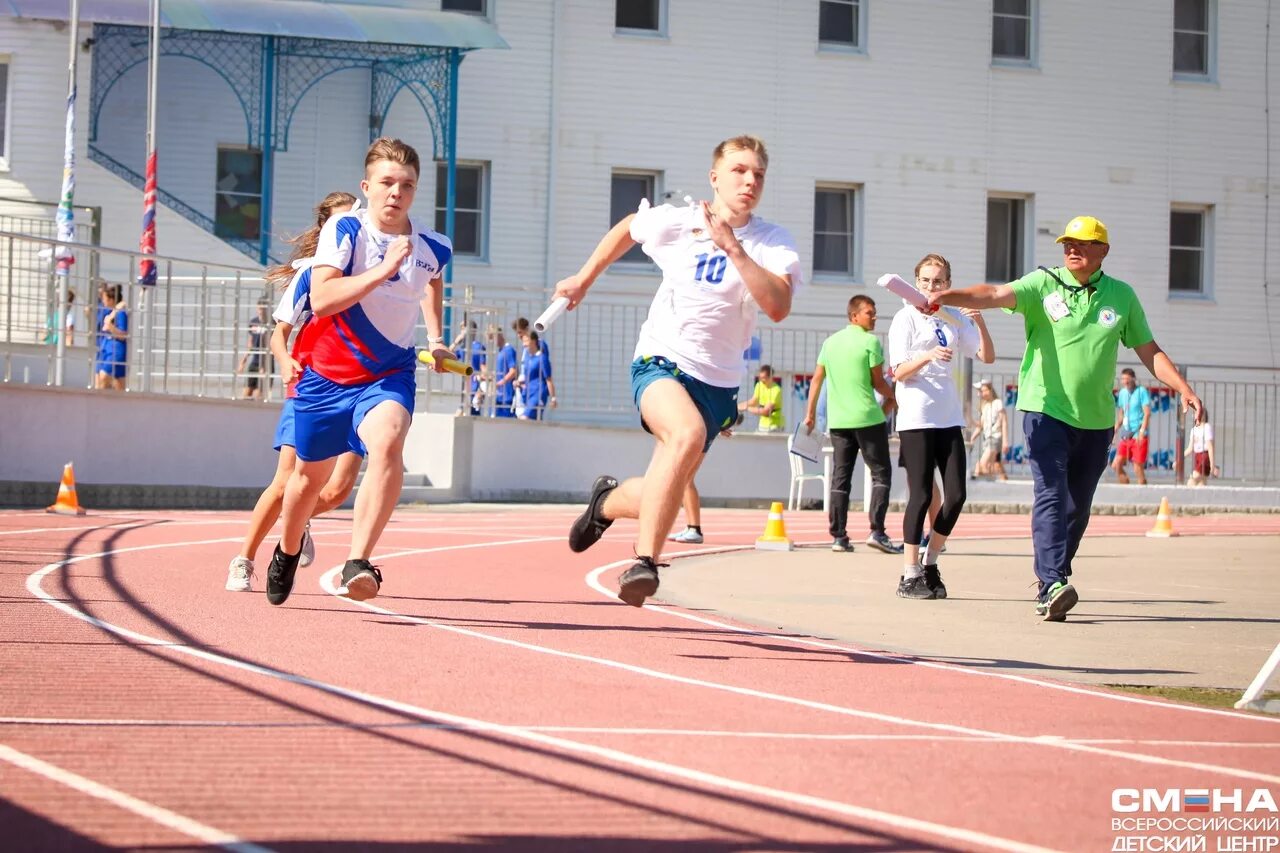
[
  {"xmin": 865, "ymin": 531, "xmax": 904, "ymax": 555},
  {"xmin": 831, "ymin": 537, "xmax": 854, "ymax": 552},
  {"xmin": 266, "ymin": 545, "xmax": 302, "ymax": 606},
  {"xmin": 896, "ymin": 575, "xmax": 936, "ymax": 600},
  {"xmin": 922, "ymin": 563, "xmax": 948, "ymax": 599},
  {"xmin": 339, "ymin": 560, "xmax": 383, "ymax": 601},
  {"xmin": 569, "ymin": 475, "xmax": 619, "ymax": 553},
  {"xmin": 618, "ymin": 557, "xmax": 663, "ymax": 607}
]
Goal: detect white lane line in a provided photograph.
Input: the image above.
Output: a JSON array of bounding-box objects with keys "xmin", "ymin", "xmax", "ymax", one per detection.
[
  {"xmin": 27, "ymin": 537, "xmax": 1058, "ymax": 853},
  {"xmin": 4, "ymin": 718, "xmax": 1275, "ymax": 751},
  {"xmin": 0, "ymin": 743, "xmax": 272, "ymax": 853},
  {"xmin": 317, "ymin": 557, "xmax": 1280, "ymax": 785},
  {"xmin": 586, "ymin": 546, "xmax": 1280, "ymax": 727}
]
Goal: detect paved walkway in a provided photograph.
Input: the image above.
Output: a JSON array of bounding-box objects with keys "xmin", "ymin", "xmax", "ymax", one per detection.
[{"xmin": 658, "ymin": 531, "xmax": 1279, "ymax": 691}]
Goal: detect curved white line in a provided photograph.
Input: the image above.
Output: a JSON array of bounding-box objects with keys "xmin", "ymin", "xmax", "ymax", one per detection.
[
  {"xmin": 585, "ymin": 546, "xmax": 1280, "ymax": 726},
  {"xmin": 23, "ymin": 534, "xmax": 1057, "ymax": 853},
  {"xmin": 0, "ymin": 744, "xmax": 271, "ymax": 853}
]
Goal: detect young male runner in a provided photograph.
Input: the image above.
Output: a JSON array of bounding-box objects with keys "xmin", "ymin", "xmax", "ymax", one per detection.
[
  {"xmin": 557, "ymin": 135, "xmax": 802, "ymax": 606},
  {"xmin": 266, "ymin": 138, "xmax": 453, "ymax": 605}
]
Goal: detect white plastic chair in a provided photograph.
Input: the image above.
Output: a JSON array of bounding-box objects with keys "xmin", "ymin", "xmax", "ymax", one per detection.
[{"xmin": 787, "ymin": 434, "xmax": 829, "ymax": 511}]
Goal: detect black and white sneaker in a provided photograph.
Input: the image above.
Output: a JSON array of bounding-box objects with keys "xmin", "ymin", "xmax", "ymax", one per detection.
[
  {"xmin": 266, "ymin": 545, "xmax": 302, "ymax": 606},
  {"xmin": 831, "ymin": 537, "xmax": 854, "ymax": 553},
  {"xmin": 896, "ymin": 575, "xmax": 936, "ymax": 600},
  {"xmin": 922, "ymin": 563, "xmax": 948, "ymax": 600},
  {"xmin": 617, "ymin": 557, "xmax": 663, "ymax": 607},
  {"xmin": 866, "ymin": 531, "xmax": 904, "ymax": 555},
  {"xmin": 569, "ymin": 475, "xmax": 619, "ymax": 553},
  {"xmin": 339, "ymin": 560, "xmax": 383, "ymax": 602}
]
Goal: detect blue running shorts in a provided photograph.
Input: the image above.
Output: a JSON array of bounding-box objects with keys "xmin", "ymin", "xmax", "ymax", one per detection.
[
  {"xmin": 630, "ymin": 356, "xmax": 739, "ymax": 452},
  {"xmin": 291, "ymin": 368, "xmax": 414, "ymax": 462}
]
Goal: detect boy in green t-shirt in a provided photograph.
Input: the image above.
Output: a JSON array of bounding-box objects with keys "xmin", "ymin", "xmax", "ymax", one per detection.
[
  {"xmin": 803, "ymin": 295, "xmax": 901, "ymax": 554},
  {"xmin": 928, "ymin": 216, "xmax": 1204, "ymax": 621}
]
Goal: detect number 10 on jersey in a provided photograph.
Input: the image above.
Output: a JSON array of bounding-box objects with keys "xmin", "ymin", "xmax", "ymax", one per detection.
[{"xmin": 694, "ymin": 253, "xmax": 727, "ymax": 284}]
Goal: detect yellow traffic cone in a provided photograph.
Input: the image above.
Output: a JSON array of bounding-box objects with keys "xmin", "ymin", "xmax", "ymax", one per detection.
[
  {"xmin": 1146, "ymin": 496, "xmax": 1177, "ymax": 538},
  {"xmin": 46, "ymin": 462, "xmax": 87, "ymax": 516},
  {"xmin": 755, "ymin": 501, "xmax": 793, "ymax": 551}
]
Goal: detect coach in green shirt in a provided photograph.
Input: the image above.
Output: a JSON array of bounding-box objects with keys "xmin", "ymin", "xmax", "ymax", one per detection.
[
  {"xmin": 928, "ymin": 216, "xmax": 1204, "ymax": 621},
  {"xmin": 803, "ymin": 295, "xmax": 901, "ymax": 555}
]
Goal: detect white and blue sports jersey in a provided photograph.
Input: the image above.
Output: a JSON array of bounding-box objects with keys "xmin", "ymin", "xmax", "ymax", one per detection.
[
  {"xmin": 274, "ymin": 259, "xmax": 315, "ymax": 328},
  {"xmin": 302, "ymin": 209, "xmax": 452, "ymax": 385},
  {"xmin": 630, "ymin": 201, "xmax": 803, "ymax": 388}
]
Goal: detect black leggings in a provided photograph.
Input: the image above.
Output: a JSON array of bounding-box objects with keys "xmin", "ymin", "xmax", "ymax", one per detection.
[{"xmin": 899, "ymin": 426, "xmax": 968, "ymax": 545}]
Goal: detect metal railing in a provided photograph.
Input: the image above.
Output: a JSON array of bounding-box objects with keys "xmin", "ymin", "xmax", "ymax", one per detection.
[{"xmin": 2, "ymin": 229, "xmax": 1276, "ymax": 484}]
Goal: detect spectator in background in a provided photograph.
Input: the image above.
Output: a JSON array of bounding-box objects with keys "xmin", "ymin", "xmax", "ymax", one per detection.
[
  {"xmin": 45, "ymin": 289, "xmax": 78, "ymax": 346},
  {"xmin": 517, "ymin": 330, "xmax": 556, "ymax": 420},
  {"xmin": 94, "ymin": 281, "xmax": 128, "ymax": 391},
  {"xmin": 1185, "ymin": 411, "xmax": 1219, "ymax": 486},
  {"xmin": 1112, "ymin": 367, "xmax": 1151, "ymax": 485},
  {"xmin": 491, "ymin": 325, "xmax": 518, "ymax": 418},
  {"xmin": 972, "ymin": 379, "xmax": 1009, "ymax": 481},
  {"xmin": 238, "ymin": 297, "xmax": 273, "ymax": 399},
  {"xmin": 739, "ymin": 363, "xmax": 785, "ymax": 432}
]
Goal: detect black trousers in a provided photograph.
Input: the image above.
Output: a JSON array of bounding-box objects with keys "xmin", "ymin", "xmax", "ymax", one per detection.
[
  {"xmin": 899, "ymin": 426, "xmax": 968, "ymax": 546},
  {"xmin": 828, "ymin": 424, "xmax": 891, "ymax": 539}
]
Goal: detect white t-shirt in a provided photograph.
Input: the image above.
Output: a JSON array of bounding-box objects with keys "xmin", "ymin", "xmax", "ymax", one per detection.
[
  {"xmin": 1190, "ymin": 422, "xmax": 1214, "ymax": 453},
  {"xmin": 887, "ymin": 302, "xmax": 980, "ymax": 431},
  {"xmin": 980, "ymin": 397, "xmax": 1005, "ymax": 438},
  {"xmin": 630, "ymin": 201, "xmax": 803, "ymax": 388}
]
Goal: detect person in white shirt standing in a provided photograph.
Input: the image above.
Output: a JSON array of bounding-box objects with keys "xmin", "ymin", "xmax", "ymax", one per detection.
[
  {"xmin": 888, "ymin": 254, "xmax": 995, "ymax": 600},
  {"xmin": 557, "ymin": 135, "xmax": 802, "ymax": 607},
  {"xmin": 1185, "ymin": 415, "xmax": 1219, "ymax": 486}
]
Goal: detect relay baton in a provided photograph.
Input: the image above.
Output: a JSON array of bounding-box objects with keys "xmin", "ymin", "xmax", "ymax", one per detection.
[
  {"xmin": 417, "ymin": 350, "xmax": 472, "ymax": 376},
  {"xmin": 876, "ymin": 274, "xmax": 965, "ymax": 327},
  {"xmin": 534, "ymin": 296, "xmax": 569, "ymax": 333}
]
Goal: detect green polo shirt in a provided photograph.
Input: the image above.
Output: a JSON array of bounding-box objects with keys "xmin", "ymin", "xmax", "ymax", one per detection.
[
  {"xmin": 753, "ymin": 381, "xmax": 785, "ymax": 430},
  {"xmin": 817, "ymin": 324, "xmax": 885, "ymax": 429},
  {"xmin": 1009, "ymin": 266, "xmax": 1153, "ymax": 430}
]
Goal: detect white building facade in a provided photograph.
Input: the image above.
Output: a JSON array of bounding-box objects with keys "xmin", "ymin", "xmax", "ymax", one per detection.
[{"xmin": 0, "ymin": 0, "xmax": 1276, "ymax": 372}]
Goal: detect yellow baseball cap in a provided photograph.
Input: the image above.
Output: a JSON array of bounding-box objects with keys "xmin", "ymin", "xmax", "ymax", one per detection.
[{"xmin": 1055, "ymin": 216, "xmax": 1109, "ymax": 245}]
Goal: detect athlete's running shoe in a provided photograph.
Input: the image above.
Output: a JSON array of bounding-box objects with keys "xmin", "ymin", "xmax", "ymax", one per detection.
[
  {"xmin": 339, "ymin": 560, "xmax": 383, "ymax": 602},
  {"xmin": 1034, "ymin": 581, "xmax": 1078, "ymax": 622},
  {"xmin": 866, "ymin": 531, "xmax": 904, "ymax": 555},
  {"xmin": 923, "ymin": 563, "xmax": 948, "ymax": 600},
  {"xmin": 265, "ymin": 546, "xmax": 301, "ymax": 606},
  {"xmin": 668, "ymin": 528, "xmax": 704, "ymax": 544},
  {"xmin": 618, "ymin": 557, "xmax": 663, "ymax": 607},
  {"xmin": 831, "ymin": 537, "xmax": 854, "ymax": 552},
  {"xmin": 896, "ymin": 575, "xmax": 936, "ymax": 600},
  {"xmin": 299, "ymin": 522, "xmax": 315, "ymax": 568},
  {"xmin": 225, "ymin": 556, "xmax": 254, "ymax": 592},
  {"xmin": 568, "ymin": 475, "xmax": 619, "ymax": 553}
]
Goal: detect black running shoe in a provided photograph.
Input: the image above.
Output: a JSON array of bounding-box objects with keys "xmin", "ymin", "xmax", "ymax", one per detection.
[
  {"xmin": 923, "ymin": 563, "xmax": 948, "ymax": 600},
  {"xmin": 618, "ymin": 557, "xmax": 664, "ymax": 607},
  {"xmin": 896, "ymin": 575, "xmax": 936, "ymax": 600},
  {"xmin": 339, "ymin": 559, "xmax": 383, "ymax": 601},
  {"xmin": 266, "ymin": 545, "xmax": 302, "ymax": 606},
  {"xmin": 568, "ymin": 475, "xmax": 619, "ymax": 553}
]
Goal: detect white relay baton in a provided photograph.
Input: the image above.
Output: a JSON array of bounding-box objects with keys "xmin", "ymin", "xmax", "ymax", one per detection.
[
  {"xmin": 534, "ymin": 296, "xmax": 570, "ymax": 333},
  {"xmin": 876, "ymin": 274, "xmax": 966, "ymax": 327}
]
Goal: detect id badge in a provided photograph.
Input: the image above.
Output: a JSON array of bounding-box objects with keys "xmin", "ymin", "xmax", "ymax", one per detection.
[{"xmin": 1043, "ymin": 293, "xmax": 1071, "ymax": 322}]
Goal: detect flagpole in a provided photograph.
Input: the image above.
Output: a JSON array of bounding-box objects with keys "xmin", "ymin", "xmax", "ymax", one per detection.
[
  {"xmin": 138, "ymin": 0, "xmax": 159, "ymax": 391},
  {"xmin": 53, "ymin": 0, "xmax": 80, "ymax": 387}
]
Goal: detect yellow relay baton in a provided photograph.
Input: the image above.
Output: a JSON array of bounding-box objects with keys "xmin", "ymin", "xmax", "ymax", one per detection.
[{"xmin": 417, "ymin": 350, "xmax": 473, "ymax": 376}]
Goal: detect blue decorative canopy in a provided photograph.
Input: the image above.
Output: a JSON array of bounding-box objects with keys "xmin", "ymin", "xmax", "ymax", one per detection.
[{"xmin": 0, "ymin": 0, "xmax": 508, "ymax": 50}]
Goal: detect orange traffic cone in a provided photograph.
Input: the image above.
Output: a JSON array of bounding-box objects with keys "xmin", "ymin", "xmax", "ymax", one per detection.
[
  {"xmin": 46, "ymin": 462, "xmax": 86, "ymax": 516},
  {"xmin": 755, "ymin": 501, "xmax": 793, "ymax": 551},
  {"xmin": 1146, "ymin": 496, "xmax": 1177, "ymax": 538}
]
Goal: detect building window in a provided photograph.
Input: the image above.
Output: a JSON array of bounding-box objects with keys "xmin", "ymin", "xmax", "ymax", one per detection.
[
  {"xmin": 441, "ymin": 0, "xmax": 487, "ymax": 14},
  {"xmin": 992, "ymin": 0, "xmax": 1035, "ymax": 64},
  {"xmin": 214, "ymin": 146, "xmax": 262, "ymax": 241},
  {"xmin": 435, "ymin": 161, "xmax": 487, "ymax": 258},
  {"xmin": 1169, "ymin": 208, "xmax": 1210, "ymax": 294},
  {"xmin": 986, "ymin": 197, "xmax": 1027, "ymax": 282},
  {"xmin": 0, "ymin": 59, "xmax": 9, "ymax": 167},
  {"xmin": 611, "ymin": 171, "xmax": 656, "ymax": 264},
  {"xmin": 813, "ymin": 186, "xmax": 858, "ymax": 276},
  {"xmin": 616, "ymin": 0, "xmax": 664, "ymax": 34},
  {"xmin": 1174, "ymin": 0, "xmax": 1214, "ymax": 77},
  {"xmin": 819, "ymin": 0, "xmax": 864, "ymax": 50}
]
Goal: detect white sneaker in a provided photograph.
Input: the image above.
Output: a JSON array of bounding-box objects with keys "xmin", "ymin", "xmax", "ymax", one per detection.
[
  {"xmin": 225, "ymin": 556, "xmax": 254, "ymax": 592},
  {"xmin": 299, "ymin": 522, "xmax": 315, "ymax": 568},
  {"xmin": 667, "ymin": 528, "xmax": 704, "ymax": 544}
]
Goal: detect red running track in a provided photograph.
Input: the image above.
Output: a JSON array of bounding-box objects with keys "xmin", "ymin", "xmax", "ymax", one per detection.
[{"xmin": 1, "ymin": 507, "xmax": 1278, "ymax": 852}]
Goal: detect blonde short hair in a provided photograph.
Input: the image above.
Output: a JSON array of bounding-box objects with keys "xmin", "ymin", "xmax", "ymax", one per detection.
[
  {"xmin": 712, "ymin": 135, "xmax": 769, "ymax": 169},
  {"xmin": 364, "ymin": 137, "xmax": 420, "ymax": 178}
]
